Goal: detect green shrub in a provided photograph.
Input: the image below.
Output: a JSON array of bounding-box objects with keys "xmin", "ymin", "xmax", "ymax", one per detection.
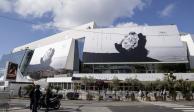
[{"xmin": 86, "ymin": 94, "xmax": 93, "ymax": 100}]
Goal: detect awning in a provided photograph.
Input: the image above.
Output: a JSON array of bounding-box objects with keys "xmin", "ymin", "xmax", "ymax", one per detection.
[{"xmin": 47, "ymin": 77, "xmax": 72, "ymax": 83}]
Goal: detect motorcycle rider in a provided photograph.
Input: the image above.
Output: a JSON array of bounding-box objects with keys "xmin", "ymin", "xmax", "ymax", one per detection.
[{"xmin": 45, "ymin": 88, "xmax": 52, "ymax": 112}]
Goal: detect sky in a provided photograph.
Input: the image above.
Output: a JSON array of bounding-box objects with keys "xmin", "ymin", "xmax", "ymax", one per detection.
[{"xmin": 0, "ymin": 0, "xmax": 194, "ymax": 58}]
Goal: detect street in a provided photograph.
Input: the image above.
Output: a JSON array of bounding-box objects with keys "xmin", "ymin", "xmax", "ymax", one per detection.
[{"xmin": 4, "ymin": 99, "xmax": 194, "ymax": 112}]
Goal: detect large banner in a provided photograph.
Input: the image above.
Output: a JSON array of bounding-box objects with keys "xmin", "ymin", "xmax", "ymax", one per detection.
[
  {"xmin": 27, "ymin": 38, "xmax": 73, "ymax": 79},
  {"xmin": 83, "ymin": 26, "xmax": 188, "ymax": 63},
  {"xmin": 6, "ymin": 62, "xmax": 18, "ymax": 81}
]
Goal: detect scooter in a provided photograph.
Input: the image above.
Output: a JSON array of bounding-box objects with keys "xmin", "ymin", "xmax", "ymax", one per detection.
[{"xmin": 38, "ymin": 94, "xmax": 63, "ymax": 110}]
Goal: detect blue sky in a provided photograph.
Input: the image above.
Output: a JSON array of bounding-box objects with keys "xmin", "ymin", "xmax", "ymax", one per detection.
[{"xmin": 0, "ymin": 0, "xmax": 193, "ymax": 58}]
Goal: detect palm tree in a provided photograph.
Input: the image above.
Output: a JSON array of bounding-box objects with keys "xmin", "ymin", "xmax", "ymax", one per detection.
[
  {"xmin": 125, "ymin": 78, "xmax": 132, "ymax": 91},
  {"xmin": 164, "ymin": 72, "xmax": 177, "ymax": 101},
  {"xmin": 96, "ymin": 80, "xmax": 105, "ymax": 94},
  {"xmin": 111, "ymin": 76, "xmax": 120, "ymax": 100},
  {"xmin": 176, "ymin": 79, "xmax": 192, "ymax": 101},
  {"xmin": 96, "ymin": 80, "xmax": 105, "ymax": 101},
  {"xmin": 81, "ymin": 76, "xmax": 96, "ymax": 100},
  {"xmin": 131, "ymin": 78, "xmax": 140, "ymax": 91},
  {"xmin": 73, "ymin": 83, "xmax": 80, "ymax": 93},
  {"xmin": 87, "ymin": 76, "xmax": 96, "ymax": 91},
  {"xmin": 131, "ymin": 78, "xmax": 141, "ymax": 101},
  {"xmin": 81, "ymin": 76, "xmax": 89, "ymax": 91}
]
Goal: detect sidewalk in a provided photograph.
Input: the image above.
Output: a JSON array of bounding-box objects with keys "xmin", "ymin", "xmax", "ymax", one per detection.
[
  {"xmin": 7, "ymin": 98, "xmax": 194, "ymax": 112},
  {"xmin": 8, "ymin": 104, "xmax": 112, "ymax": 112},
  {"xmin": 7, "ymin": 99, "xmax": 148, "ymax": 112}
]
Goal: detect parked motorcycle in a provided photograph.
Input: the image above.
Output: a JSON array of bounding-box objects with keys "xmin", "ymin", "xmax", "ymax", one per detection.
[{"xmin": 38, "ymin": 94, "xmax": 63, "ymax": 109}]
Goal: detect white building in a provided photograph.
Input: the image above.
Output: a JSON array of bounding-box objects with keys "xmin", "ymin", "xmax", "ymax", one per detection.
[{"xmin": 1, "ymin": 22, "xmax": 194, "ymax": 89}]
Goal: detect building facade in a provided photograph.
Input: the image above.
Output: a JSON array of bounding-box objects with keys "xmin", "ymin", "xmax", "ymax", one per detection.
[{"xmin": 1, "ymin": 22, "xmax": 194, "ymax": 89}]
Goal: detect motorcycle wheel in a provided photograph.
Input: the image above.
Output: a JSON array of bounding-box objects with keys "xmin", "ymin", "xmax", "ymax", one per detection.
[
  {"xmin": 37, "ymin": 104, "xmax": 41, "ymax": 110},
  {"xmin": 54, "ymin": 102, "xmax": 61, "ymax": 109}
]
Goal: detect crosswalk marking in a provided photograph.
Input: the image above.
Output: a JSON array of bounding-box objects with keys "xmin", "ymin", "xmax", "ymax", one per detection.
[
  {"xmin": 165, "ymin": 105, "xmax": 192, "ymax": 108},
  {"xmin": 140, "ymin": 100, "xmax": 194, "ymax": 112},
  {"xmin": 174, "ymin": 108, "xmax": 194, "ymax": 110},
  {"xmin": 182, "ymin": 110, "xmax": 194, "ymax": 112}
]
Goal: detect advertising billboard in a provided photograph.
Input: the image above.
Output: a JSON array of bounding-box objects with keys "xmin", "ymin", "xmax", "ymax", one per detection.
[
  {"xmin": 27, "ymin": 38, "xmax": 73, "ymax": 79},
  {"xmin": 83, "ymin": 26, "xmax": 188, "ymax": 63},
  {"xmin": 6, "ymin": 62, "xmax": 18, "ymax": 81}
]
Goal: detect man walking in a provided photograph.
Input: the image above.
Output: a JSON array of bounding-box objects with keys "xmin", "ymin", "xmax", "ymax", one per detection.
[
  {"xmin": 32, "ymin": 85, "xmax": 42, "ymax": 112},
  {"xmin": 29, "ymin": 84, "xmax": 35, "ymax": 110}
]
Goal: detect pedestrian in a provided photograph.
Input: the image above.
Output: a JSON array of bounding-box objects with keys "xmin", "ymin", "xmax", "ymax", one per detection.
[
  {"xmin": 131, "ymin": 91, "xmax": 135, "ymax": 101},
  {"xmin": 32, "ymin": 85, "xmax": 42, "ymax": 112},
  {"xmin": 18, "ymin": 86, "xmax": 22, "ymax": 97},
  {"xmin": 139, "ymin": 90, "xmax": 144, "ymax": 100},
  {"xmin": 29, "ymin": 84, "xmax": 35, "ymax": 110},
  {"xmin": 160, "ymin": 90, "xmax": 163, "ymax": 101},
  {"xmin": 138, "ymin": 90, "xmax": 141, "ymax": 97},
  {"xmin": 163, "ymin": 89, "xmax": 167, "ymax": 101},
  {"xmin": 154, "ymin": 91, "xmax": 157, "ymax": 101},
  {"xmin": 45, "ymin": 88, "xmax": 52, "ymax": 112},
  {"xmin": 125, "ymin": 90, "xmax": 129, "ymax": 100},
  {"xmin": 146, "ymin": 92, "xmax": 151, "ymax": 101},
  {"xmin": 104, "ymin": 89, "xmax": 107, "ymax": 97},
  {"xmin": 156, "ymin": 91, "xmax": 160, "ymax": 101}
]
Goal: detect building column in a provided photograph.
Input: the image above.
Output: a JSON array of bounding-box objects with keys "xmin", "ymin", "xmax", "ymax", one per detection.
[{"xmin": 72, "ymin": 82, "xmax": 74, "ymax": 90}]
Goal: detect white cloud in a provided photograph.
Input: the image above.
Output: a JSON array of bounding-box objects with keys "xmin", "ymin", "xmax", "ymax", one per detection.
[
  {"xmin": 14, "ymin": 0, "xmax": 55, "ymax": 18},
  {"xmin": 160, "ymin": 4, "xmax": 175, "ymax": 17},
  {"xmin": 32, "ymin": 23, "xmax": 55, "ymax": 31},
  {"xmin": 0, "ymin": 0, "xmax": 151, "ymax": 31},
  {"xmin": 0, "ymin": 0, "xmax": 12, "ymax": 12}
]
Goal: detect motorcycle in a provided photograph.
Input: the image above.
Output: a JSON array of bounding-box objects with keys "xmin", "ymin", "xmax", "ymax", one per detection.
[{"xmin": 38, "ymin": 94, "xmax": 63, "ymax": 110}]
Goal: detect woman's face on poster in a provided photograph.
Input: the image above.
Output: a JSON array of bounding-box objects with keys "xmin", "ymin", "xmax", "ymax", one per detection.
[{"xmin": 121, "ymin": 32, "xmax": 139, "ymax": 50}]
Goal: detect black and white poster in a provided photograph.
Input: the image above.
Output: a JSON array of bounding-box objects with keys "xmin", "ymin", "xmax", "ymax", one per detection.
[
  {"xmin": 27, "ymin": 38, "xmax": 73, "ymax": 79},
  {"xmin": 83, "ymin": 26, "xmax": 188, "ymax": 63},
  {"xmin": 6, "ymin": 62, "xmax": 18, "ymax": 81}
]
